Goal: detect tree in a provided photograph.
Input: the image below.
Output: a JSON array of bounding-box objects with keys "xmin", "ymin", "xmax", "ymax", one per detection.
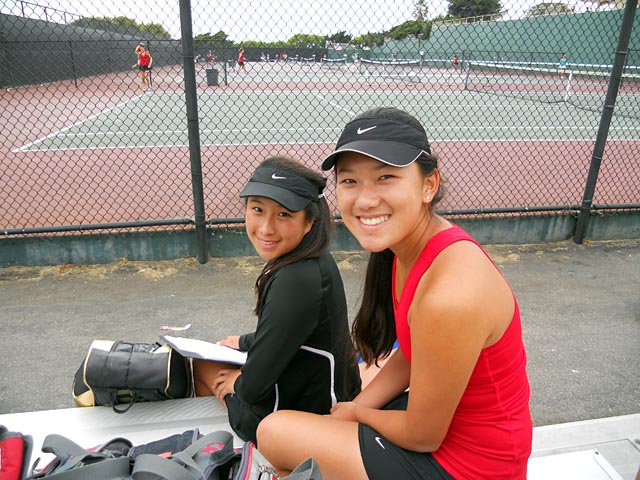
[
  {"xmin": 414, "ymin": 0, "xmax": 428, "ymax": 21},
  {"xmin": 327, "ymin": 31, "xmax": 353, "ymax": 44},
  {"xmin": 352, "ymin": 32, "xmax": 385, "ymax": 48},
  {"xmin": 387, "ymin": 19, "xmax": 431, "ymax": 40},
  {"xmin": 286, "ymin": 34, "xmax": 327, "ymax": 48},
  {"xmin": 447, "ymin": 0, "xmax": 502, "ymax": 19},
  {"xmin": 69, "ymin": 16, "xmax": 171, "ymax": 39},
  {"xmin": 193, "ymin": 31, "xmax": 234, "ymax": 51},
  {"xmin": 141, "ymin": 22, "xmax": 171, "ymax": 38},
  {"xmin": 526, "ymin": 2, "xmax": 571, "ymax": 17}
]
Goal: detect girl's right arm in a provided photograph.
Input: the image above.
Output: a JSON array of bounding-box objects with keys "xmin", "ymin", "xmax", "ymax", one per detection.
[{"xmin": 352, "ymin": 348, "xmax": 410, "ymax": 408}]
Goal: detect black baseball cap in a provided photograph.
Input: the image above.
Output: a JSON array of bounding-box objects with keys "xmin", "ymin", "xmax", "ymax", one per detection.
[
  {"xmin": 240, "ymin": 165, "xmax": 324, "ymax": 212},
  {"xmin": 321, "ymin": 113, "xmax": 431, "ymax": 171}
]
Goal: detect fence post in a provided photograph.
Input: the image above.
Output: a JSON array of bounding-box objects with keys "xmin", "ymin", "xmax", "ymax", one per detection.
[
  {"xmin": 179, "ymin": 0, "xmax": 208, "ymax": 263},
  {"xmin": 68, "ymin": 40, "xmax": 78, "ymax": 88},
  {"xmin": 574, "ymin": 0, "xmax": 638, "ymax": 244}
]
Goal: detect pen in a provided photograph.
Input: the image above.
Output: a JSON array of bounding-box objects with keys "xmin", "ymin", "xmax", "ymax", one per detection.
[{"xmin": 160, "ymin": 323, "xmax": 192, "ymax": 331}]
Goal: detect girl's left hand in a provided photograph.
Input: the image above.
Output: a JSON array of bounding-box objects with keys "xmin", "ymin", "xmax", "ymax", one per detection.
[
  {"xmin": 212, "ymin": 368, "xmax": 242, "ymax": 402},
  {"xmin": 329, "ymin": 401, "xmax": 360, "ymax": 422}
]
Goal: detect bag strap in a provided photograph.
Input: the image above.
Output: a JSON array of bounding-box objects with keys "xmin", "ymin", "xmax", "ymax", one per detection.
[
  {"xmin": 112, "ymin": 390, "xmax": 138, "ymax": 414},
  {"xmin": 131, "ymin": 431, "xmax": 236, "ymax": 480},
  {"xmin": 34, "ymin": 434, "xmax": 131, "ymax": 479},
  {"xmin": 131, "ymin": 455, "xmax": 196, "ymax": 480},
  {"xmin": 32, "ymin": 457, "xmax": 131, "ymax": 480},
  {"xmin": 41, "ymin": 434, "xmax": 91, "ymax": 459},
  {"xmin": 177, "ymin": 430, "xmax": 234, "ymax": 460},
  {"xmin": 283, "ymin": 457, "xmax": 322, "ymax": 480},
  {"xmin": 233, "ymin": 442, "xmax": 278, "ymax": 480}
]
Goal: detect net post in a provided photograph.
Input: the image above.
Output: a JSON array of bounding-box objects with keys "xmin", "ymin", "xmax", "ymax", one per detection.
[
  {"xmin": 563, "ymin": 72, "xmax": 573, "ymax": 102},
  {"xmin": 463, "ymin": 62, "xmax": 471, "ymax": 90}
]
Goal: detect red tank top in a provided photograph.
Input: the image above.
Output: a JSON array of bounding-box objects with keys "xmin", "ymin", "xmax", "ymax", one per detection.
[
  {"xmin": 392, "ymin": 225, "xmax": 532, "ymax": 479},
  {"xmin": 139, "ymin": 51, "xmax": 151, "ymax": 67}
]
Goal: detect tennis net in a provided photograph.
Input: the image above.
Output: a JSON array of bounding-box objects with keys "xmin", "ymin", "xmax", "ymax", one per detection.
[
  {"xmin": 359, "ymin": 59, "xmax": 423, "ymax": 82},
  {"xmin": 464, "ymin": 61, "xmax": 640, "ymax": 118},
  {"xmin": 320, "ymin": 57, "xmax": 347, "ymax": 68},
  {"xmin": 297, "ymin": 55, "xmax": 317, "ymax": 64}
]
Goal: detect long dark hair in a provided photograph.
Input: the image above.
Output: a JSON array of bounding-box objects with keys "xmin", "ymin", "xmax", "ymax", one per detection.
[
  {"xmin": 251, "ymin": 156, "xmax": 330, "ymax": 314},
  {"xmin": 347, "ymin": 109, "xmax": 445, "ymax": 365}
]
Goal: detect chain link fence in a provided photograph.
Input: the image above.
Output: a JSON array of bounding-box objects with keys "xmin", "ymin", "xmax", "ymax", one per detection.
[{"xmin": 1, "ymin": 1, "xmax": 638, "ymax": 258}]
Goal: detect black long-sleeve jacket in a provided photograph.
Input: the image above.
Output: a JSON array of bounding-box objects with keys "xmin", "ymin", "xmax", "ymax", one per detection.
[{"xmin": 226, "ymin": 252, "xmax": 361, "ymax": 443}]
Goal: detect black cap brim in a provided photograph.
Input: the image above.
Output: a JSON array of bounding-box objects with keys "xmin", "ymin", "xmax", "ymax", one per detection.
[
  {"xmin": 321, "ymin": 140, "xmax": 425, "ymax": 170},
  {"xmin": 240, "ymin": 181, "xmax": 310, "ymax": 212}
]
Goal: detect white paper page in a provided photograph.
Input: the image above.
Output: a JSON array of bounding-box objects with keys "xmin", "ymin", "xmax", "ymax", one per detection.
[{"xmin": 162, "ymin": 335, "xmax": 247, "ymax": 365}]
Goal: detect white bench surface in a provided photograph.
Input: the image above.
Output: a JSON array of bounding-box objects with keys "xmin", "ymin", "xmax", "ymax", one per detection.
[
  {"xmin": 528, "ymin": 449, "xmax": 624, "ymax": 479},
  {"xmin": 1, "ymin": 399, "xmax": 637, "ymax": 478}
]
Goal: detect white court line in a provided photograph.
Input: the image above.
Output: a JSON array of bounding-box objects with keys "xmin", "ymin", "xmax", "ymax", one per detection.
[
  {"xmin": 16, "ymin": 138, "xmax": 638, "ymax": 153},
  {"xmin": 46, "ymin": 123, "xmax": 640, "ymax": 141},
  {"xmin": 19, "ymin": 141, "xmax": 337, "ymax": 152},
  {"xmin": 12, "ymin": 94, "xmax": 147, "ymax": 153},
  {"xmin": 312, "ymin": 92, "xmax": 356, "ymax": 116},
  {"xmin": 33, "ymin": 125, "xmax": 639, "ymax": 145},
  {"xmin": 50, "ymin": 127, "xmax": 342, "ymax": 139}
]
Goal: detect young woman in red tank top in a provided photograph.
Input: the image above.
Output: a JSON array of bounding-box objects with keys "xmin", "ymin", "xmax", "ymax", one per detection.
[{"xmin": 257, "ymin": 107, "xmax": 532, "ymax": 480}]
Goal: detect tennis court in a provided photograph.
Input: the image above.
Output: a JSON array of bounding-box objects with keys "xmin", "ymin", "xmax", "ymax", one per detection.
[
  {"xmin": 2, "ymin": 5, "xmax": 639, "ymax": 235},
  {"xmin": 14, "ymin": 88, "xmax": 640, "ymax": 153},
  {"xmin": 4, "ymin": 79, "xmax": 639, "ymax": 228}
]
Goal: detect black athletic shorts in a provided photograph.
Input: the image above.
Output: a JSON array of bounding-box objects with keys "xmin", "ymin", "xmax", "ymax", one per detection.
[{"xmin": 358, "ymin": 393, "xmax": 454, "ymax": 480}]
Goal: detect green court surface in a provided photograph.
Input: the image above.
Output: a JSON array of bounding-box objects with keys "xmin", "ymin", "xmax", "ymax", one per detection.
[{"xmin": 14, "ymin": 89, "xmax": 640, "ymax": 152}]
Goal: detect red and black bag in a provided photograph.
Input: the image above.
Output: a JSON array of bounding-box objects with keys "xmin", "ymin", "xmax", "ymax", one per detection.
[{"xmin": 0, "ymin": 425, "xmax": 33, "ymax": 480}]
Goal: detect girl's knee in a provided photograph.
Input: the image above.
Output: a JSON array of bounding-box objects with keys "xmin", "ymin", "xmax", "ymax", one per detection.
[{"xmin": 257, "ymin": 410, "xmax": 283, "ymax": 446}]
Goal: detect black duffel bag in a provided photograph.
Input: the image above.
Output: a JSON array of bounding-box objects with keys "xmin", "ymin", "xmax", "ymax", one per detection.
[{"xmin": 72, "ymin": 340, "xmax": 192, "ymax": 413}]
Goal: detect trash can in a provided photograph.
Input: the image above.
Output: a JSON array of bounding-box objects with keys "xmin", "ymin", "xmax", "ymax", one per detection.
[{"xmin": 206, "ymin": 68, "xmax": 218, "ymax": 86}]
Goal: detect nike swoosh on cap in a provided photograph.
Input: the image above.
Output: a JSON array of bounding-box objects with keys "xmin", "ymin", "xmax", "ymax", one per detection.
[
  {"xmin": 357, "ymin": 126, "xmax": 377, "ymax": 135},
  {"xmin": 271, "ymin": 173, "xmax": 287, "ymax": 179}
]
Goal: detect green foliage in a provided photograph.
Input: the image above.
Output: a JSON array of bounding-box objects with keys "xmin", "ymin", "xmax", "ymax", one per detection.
[
  {"xmin": 526, "ymin": 2, "xmax": 571, "ymax": 17},
  {"xmin": 141, "ymin": 22, "xmax": 171, "ymax": 38},
  {"xmin": 447, "ymin": 0, "xmax": 502, "ymax": 19},
  {"xmin": 414, "ymin": 0, "xmax": 428, "ymax": 21},
  {"xmin": 352, "ymin": 32, "xmax": 386, "ymax": 48},
  {"xmin": 327, "ymin": 31, "xmax": 353, "ymax": 44},
  {"xmin": 69, "ymin": 16, "xmax": 170, "ymax": 39},
  {"xmin": 286, "ymin": 34, "xmax": 327, "ymax": 48},
  {"xmin": 194, "ymin": 31, "xmax": 233, "ymax": 45},
  {"xmin": 387, "ymin": 19, "xmax": 431, "ymax": 40}
]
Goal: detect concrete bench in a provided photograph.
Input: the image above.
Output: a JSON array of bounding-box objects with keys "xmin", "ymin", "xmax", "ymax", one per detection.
[{"xmin": 1, "ymin": 399, "xmax": 637, "ymax": 478}]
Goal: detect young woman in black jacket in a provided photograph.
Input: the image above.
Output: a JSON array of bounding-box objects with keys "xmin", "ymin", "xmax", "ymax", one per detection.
[{"xmin": 198, "ymin": 156, "xmax": 361, "ymax": 444}]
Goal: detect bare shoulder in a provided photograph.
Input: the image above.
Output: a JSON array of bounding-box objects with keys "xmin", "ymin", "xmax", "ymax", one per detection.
[
  {"xmin": 411, "ymin": 240, "xmax": 514, "ymax": 343},
  {"xmin": 428, "ymin": 240, "xmax": 505, "ymax": 292}
]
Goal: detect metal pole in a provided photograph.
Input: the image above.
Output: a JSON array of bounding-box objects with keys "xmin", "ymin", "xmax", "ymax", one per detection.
[
  {"xmin": 574, "ymin": 0, "xmax": 637, "ymax": 244},
  {"xmin": 68, "ymin": 40, "xmax": 78, "ymax": 88},
  {"xmin": 179, "ymin": 0, "xmax": 208, "ymax": 263}
]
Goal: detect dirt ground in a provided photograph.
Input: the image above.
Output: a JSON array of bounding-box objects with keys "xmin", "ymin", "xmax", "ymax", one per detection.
[{"xmin": 1, "ymin": 239, "xmax": 638, "ymax": 426}]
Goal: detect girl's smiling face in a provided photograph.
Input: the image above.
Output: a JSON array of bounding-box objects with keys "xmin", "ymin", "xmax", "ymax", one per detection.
[
  {"xmin": 335, "ymin": 152, "xmax": 432, "ymax": 254},
  {"xmin": 245, "ymin": 196, "xmax": 313, "ymax": 261}
]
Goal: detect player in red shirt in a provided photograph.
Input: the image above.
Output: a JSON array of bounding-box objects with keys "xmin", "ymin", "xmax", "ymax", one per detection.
[
  {"xmin": 236, "ymin": 48, "xmax": 246, "ymax": 74},
  {"xmin": 134, "ymin": 44, "xmax": 153, "ymax": 89}
]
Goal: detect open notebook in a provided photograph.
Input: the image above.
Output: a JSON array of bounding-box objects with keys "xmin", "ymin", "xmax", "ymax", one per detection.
[{"xmin": 162, "ymin": 335, "xmax": 247, "ymax": 365}]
